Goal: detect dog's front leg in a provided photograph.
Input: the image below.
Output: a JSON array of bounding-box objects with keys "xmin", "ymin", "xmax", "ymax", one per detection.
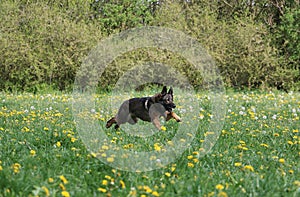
[{"xmin": 166, "ymin": 112, "xmax": 181, "ymax": 122}]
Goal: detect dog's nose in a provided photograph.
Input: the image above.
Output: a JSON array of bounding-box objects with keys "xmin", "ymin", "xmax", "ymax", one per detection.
[{"xmin": 172, "ymin": 104, "xmax": 176, "ymax": 108}]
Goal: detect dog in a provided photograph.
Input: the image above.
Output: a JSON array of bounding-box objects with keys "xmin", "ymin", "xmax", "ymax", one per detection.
[{"xmin": 106, "ymin": 86, "xmax": 181, "ymax": 130}]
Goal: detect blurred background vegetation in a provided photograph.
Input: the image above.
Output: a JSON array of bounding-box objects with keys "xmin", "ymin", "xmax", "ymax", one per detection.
[{"xmin": 0, "ymin": 0, "xmax": 299, "ymax": 92}]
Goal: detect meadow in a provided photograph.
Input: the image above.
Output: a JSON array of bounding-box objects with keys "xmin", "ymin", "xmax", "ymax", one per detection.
[{"xmin": 0, "ymin": 90, "xmax": 299, "ymax": 197}]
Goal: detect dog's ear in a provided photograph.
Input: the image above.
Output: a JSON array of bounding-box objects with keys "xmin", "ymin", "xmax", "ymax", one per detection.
[
  {"xmin": 161, "ymin": 86, "xmax": 167, "ymax": 95},
  {"xmin": 168, "ymin": 87, "xmax": 173, "ymax": 95},
  {"xmin": 152, "ymin": 93, "xmax": 162, "ymax": 102}
]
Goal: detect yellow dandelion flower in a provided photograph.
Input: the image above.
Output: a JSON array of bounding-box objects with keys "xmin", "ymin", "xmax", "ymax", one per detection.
[
  {"xmin": 0, "ymin": 166, "xmax": 3, "ymax": 171},
  {"xmin": 187, "ymin": 162, "xmax": 194, "ymax": 168},
  {"xmin": 48, "ymin": 177, "xmax": 54, "ymax": 183},
  {"xmin": 160, "ymin": 126, "xmax": 167, "ymax": 131},
  {"xmin": 143, "ymin": 186, "xmax": 152, "ymax": 193},
  {"xmin": 30, "ymin": 150, "xmax": 36, "ymax": 156},
  {"xmin": 171, "ymin": 166, "xmax": 176, "ymax": 172},
  {"xmin": 59, "ymin": 183, "xmax": 66, "ymax": 191},
  {"xmin": 105, "ymin": 175, "xmax": 111, "ymax": 180},
  {"xmin": 12, "ymin": 163, "xmax": 21, "ymax": 173},
  {"xmin": 120, "ymin": 180, "xmax": 126, "ymax": 189},
  {"xmin": 215, "ymin": 184, "xmax": 224, "ymax": 190},
  {"xmin": 102, "ymin": 180, "xmax": 108, "ymax": 186},
  {"xmin": 56, "ymin": 141, "xmax": 61, "ymax": 147},
  {"xmin": 61, "ymin": 191, "xmax": 70, "ymax": 197},
  {"xmin": 91, "ymin": 152, "xmax": 97, "ymax": 158},
  {"xmin": 102, "ymin": 145, "xmax": 109, "ymax": 150},
  {"xmin": 218, "ymin": 191, "xmax": 228, "ymax": 197},
  {"xmin": 260, "ymin": 143, "xmax": 268, "ymax": 148},
  {"xmin": 187, "ymin": 155, "xmax": 193, "ymax": 160},
  {"xmin": 294, "ymin": 180, "xmax": 300, "ymax": 187},
  {"xmin": 279, "ymin": 158, "xmax": 285, "ymax": 164},
  {"xmin": 152, "ymin": 191, "xmax": 160, "ymax": 197},
  {"xmin": 42, "ymin": 186, "xmax": 50, "ymax": 197},
  {"xmin": 154, "ymin": 143, "xmax": 161, "ymax": 152},
  {"xmin": 98, "ymin": 187, "xmax": 107, "ymax": 193},
  {"xmin": 244, "ymin": 165, "xmax": 254, "ymax": 172},
  {"xmin": 59, "ymin": 175, "xmax": 68, "ymax": 184},
  {"xmin": 165, "ymin": 172, "xmax": 171, "ymax": 177},
  {"xmin": 107, "ymin": 157, "xmax": 114, "ymax": 163},
  {"xmin": 234, "ymin": 162, "xmax": 242, "ymax": 167}
]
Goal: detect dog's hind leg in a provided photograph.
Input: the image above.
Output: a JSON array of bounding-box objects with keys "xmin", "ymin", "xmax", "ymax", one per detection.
[
  {"xmin": 106, "ymin": 117, "xmax": 117, "ymax": 128},
  {"xmin": 152, "ymin": 117, "xmax": 162, "ymax": 130}
]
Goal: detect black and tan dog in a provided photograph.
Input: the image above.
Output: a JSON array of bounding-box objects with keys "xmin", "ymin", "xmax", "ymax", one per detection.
[{"xmin": 106, "ymin": 86, "xmax": 181, "ymax": 130}]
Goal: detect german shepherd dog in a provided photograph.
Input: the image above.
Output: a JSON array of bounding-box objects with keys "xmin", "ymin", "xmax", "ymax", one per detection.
[{"xmin": 106, "ymin": 86, "xmax": 181, "ymax": 130}]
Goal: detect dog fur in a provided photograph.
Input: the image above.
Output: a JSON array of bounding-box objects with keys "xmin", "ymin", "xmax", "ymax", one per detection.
[{"xmin": 106, "ymin": 86, "xmax": 181, "ymax": 130}]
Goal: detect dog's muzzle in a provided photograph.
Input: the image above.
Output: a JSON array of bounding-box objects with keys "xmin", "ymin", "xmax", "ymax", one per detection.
[{"xmin": 164, "ymin": 103, "xmax": 176, "ymax": 112}]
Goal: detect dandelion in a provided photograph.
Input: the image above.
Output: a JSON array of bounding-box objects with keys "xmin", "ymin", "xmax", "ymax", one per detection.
[
  {"xmin": 30, "ymin": 150, "xmax": 36, "ymax": 156},
  {"xmin": 152, "ymin": 191, "xmax": 160, "ymax": 197},
  {"xmin": 294, "ymin": 180, "xmax": 300, "ymax": 187},
  {"xmin": 165, "ymin": 172, "xmax": 171, "ymax": 177},
  {"xmin": 143, "ymin": 186, "xmax": 152, "ymax": 193},
  {"xmin": 12, "ymin": 163, "xmax": 21, "ymax": 173},
  {"xmin": 187, "ymin": 162, "xmax": 194, "ymax": 168},
  {"xmin": 59, "ymin": 183, "xmax": 66, "ymax": 191},
  {"xmin": 120, "ymin": 180, "xmax": 126, "ymax": 189},
  {"xmin": 56, "ymin": 141, "xmax": 61, "ymax": 148},
  {"xmin": 218, "ymin": 191, "xmax": 228, "ymax": 197},
  {"xmin": 187, "ymin": 155, "xmax": 193, "ymax": 160},
  {"xmin": 154, "ymin": 143, "xmax": 162, "ymax": 152},
  {"xmin": 59, "ymin": 175, "xmax": 68, "ymax": 184},
  {"xmin": 48, "ymin": 178, "xmax": 54, "ymax": 183},
  {"xmin": 215, "ymin": 184, "xmax": 224, "ymax": 190},
  {"xmin": 160, "ymin": 126, "xmax": 167, "ymax": 131},
  {"xmin": 243, "ymin": 165, "xmax": 254, "ymax": 172},
  {"xmin": 42, "ymin": 186, "xmax": 50, "ymax": 196},
  {"xmin": 260, "ymin": 143, "xmax": 269, "ymax": 148},
  {"xmin": 61, "ymin": 191, "xmax": 70, "ymax": 197},
  {"xmin": 107, "ymin": 157, "xmax": 114, "ymax": 163},
  {"xmin": 234, "ymin": 162, "xmax": 242, "ymax": 167},
  {"xmin": 279, "ymin": 158, "xmax": 285, "ymax": 164},
  {"xmin": 102, "ymin": 180, "xmax": 108, "ymax": 186}
]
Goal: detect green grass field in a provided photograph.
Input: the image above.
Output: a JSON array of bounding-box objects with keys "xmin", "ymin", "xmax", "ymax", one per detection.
[{"xmin": 0, "ymin": 90, "xmax": 299, "ymax": 197}]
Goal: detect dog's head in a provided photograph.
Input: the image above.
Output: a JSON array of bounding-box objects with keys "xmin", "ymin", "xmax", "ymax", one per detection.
[{"xmin": 153, "ymin": 86, "xmax": 176, "ymax": 112}]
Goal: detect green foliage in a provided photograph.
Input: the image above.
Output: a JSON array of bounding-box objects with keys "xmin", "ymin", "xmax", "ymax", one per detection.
[
  {"xmin": 0, "ymin": 0, "xmax": 299, "ymax": 92},
  {"xmin": 274, "ymin": 8, "xmax": 300, "ymax": 89},
  {"xmin": 0, "ymin": 1, "xmax": 101, "ymax": 91},
  {"xmin": 91, "ymin": 0, "xmax": 155, "ymax": 35}
]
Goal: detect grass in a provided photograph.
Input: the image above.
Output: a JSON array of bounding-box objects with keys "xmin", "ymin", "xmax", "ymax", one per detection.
[{"xmin": 0, "ymin": 90, "xmax": 299, "ymax": 197}]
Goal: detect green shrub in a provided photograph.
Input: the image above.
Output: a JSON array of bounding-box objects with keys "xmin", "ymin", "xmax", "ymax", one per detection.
[{"xmin": 0, "ymin": 1, "xmax": 101, "ymax": 91}]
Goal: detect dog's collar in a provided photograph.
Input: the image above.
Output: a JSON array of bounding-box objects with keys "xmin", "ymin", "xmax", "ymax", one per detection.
[{"xmin": 144, "ymin": 99, "xmax": 149, "ymax": 110}]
